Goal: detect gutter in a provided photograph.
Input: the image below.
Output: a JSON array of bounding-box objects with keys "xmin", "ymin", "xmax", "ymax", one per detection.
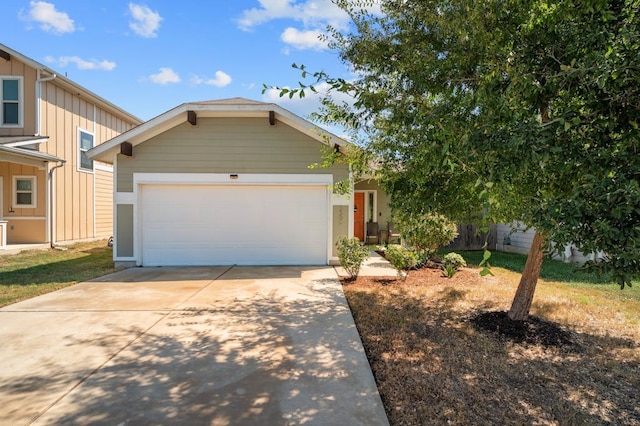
[{"xmin": 36, "ymin": 69, "xmax": 57, "ymax": 136}]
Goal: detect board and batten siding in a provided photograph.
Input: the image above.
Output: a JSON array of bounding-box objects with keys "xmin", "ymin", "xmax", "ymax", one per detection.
[
  {"xmin": 0, "ymin": 57, "xmax": 37, "ymax": 135},
  {"xmin": 116, "ymin": 117, "xmax": 349, "ymax": 192},
  {"xmin": 39, "ymin": 80, "xmax": 136, "ymax": 242}
]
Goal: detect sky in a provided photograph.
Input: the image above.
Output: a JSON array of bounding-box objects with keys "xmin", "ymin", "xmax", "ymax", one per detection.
[{"xmin": 0, "ymin": 0, "xmax": 359, "ymax": 132}]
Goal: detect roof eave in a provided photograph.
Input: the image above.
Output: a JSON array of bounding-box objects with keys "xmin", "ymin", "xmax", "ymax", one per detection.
[{"xmin": 88, "ymin": 101, "xmax": 349, "ymax": 163}]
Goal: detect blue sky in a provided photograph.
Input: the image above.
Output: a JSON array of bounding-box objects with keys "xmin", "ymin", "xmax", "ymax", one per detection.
[{"xmin": 1, "ymin": 0, "xmax": 358, "ymax": 129}]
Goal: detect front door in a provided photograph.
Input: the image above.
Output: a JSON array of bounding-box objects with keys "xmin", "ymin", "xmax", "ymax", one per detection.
[{"xmin": 354, "ymin": 192, "xmax": 365, "ymax": 241}]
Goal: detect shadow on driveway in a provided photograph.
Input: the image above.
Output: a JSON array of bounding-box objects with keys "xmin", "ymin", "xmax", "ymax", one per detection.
[{"xmin": 0, "ymin": 266, "xmax": 388, "ymax": 425}]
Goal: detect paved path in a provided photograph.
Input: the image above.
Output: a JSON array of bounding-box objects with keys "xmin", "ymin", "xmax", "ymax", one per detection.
[
  {"xmin": 334, "ymin": 250, "xmax": 398, "ymax": 278},
  {"xmin": 0, "ymin": 266, "xmax": 388, "ymax": 425}
]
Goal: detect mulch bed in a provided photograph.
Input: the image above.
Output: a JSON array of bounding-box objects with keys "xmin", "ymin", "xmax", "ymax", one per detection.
[
  {"xmin": 471, "ymin": 311, "xmax": 578, "ymax": 348},
  {"xmin": 342, "ymin": 266, "xmax": 579, "ymax": 349}
]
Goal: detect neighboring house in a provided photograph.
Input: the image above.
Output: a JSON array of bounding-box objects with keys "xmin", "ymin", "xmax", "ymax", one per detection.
[
  {"xmin": 496, "ymin": 222, "xmax": 599, "ymax": 263},
  {"xmin": 88, "ymin": 97, "xmax": 393, "ymax": 267},
  {"xmin": 0, "ymin": 44, "xmax": 141, "ymax": 248}
]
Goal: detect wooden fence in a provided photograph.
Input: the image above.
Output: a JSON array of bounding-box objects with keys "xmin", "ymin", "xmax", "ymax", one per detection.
[{"xmin": 444, "ymin": 224, "xmax": 497, "ymax": 251}]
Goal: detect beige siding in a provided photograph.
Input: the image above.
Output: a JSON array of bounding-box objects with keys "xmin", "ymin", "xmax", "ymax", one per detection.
[
  {"xmin": 0, "ymin": 58, "xmax": 37, "ymax": 135},
  {"xmin": 95, "ymin": 166, "xmax": 113, "ymax": 238},
  {"xmin": 0, "ymin": 163, "xmax": 47, "ymax": 243},
  {"xmin": 116, "ymin": 117, "xmax": 349, "ymax": 192},
  {"xmin": 38, "ymin": 80, "xmax": 136, "ymax": 242},
  {"xmin": 5, "ymin": 218, "xmax": 46, "ymax": 243}
]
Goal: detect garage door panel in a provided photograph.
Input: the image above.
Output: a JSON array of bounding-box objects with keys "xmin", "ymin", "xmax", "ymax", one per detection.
[{"xmin": 140, "ymin": 184, "xmax": 328, "ymax": 266}]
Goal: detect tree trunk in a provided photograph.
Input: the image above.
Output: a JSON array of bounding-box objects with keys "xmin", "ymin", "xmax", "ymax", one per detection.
[{"xmin": 507, "ymin": 230, "xmax": 546, "ymax": 321}]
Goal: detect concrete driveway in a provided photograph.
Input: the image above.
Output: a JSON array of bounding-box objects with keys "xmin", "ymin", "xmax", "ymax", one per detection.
[{"xmin": 0, "ymin": 266, "xmax": 388, "ymax": 425}]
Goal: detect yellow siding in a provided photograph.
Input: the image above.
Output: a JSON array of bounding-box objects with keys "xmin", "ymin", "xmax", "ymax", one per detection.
[
  {"xmin": 0, "ymin": 58, "xmax": 37, "ymax": 135},
  {"xmin": 95, "ymin": 166, "xmax": 113, "ymax": 238},
  {"xmin": 38, "ymin": 80, "xmax": 136, "ymax": 242},
  {"xmin": 116, "ymin": 117, "xmax": 349, "ymax": 192},
  {"xmin": 5, "ymin": 219, "xmax": 46, "ymax": 243}
]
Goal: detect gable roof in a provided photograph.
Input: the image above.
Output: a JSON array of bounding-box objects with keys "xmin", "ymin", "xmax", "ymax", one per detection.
[
  {"xmin": 88, "ymin": 97, "xmax": 348, "ymax": 163},
  {"xmin": 0, "ymin": 43, "xmax": 142, "ymax": 125}
]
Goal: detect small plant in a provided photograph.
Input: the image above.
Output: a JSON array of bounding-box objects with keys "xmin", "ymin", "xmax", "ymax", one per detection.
[
  {"xmin": 385, "ymin": 245, "xmax": 419, "ymax": 280},
  {"xmin": 441, "ymin": 264, "xmax": 458, "ymax": 278},
  {"xmin": 442, "ymin": 252, "xmax": 467, "ymax": 270},
  {"xmin": 336, "ymin": 237, "xmax": 370, "ymax": 279},
  {"xmin": 441, "ymin": 252, "xmax": 466, "ymax": 278}
]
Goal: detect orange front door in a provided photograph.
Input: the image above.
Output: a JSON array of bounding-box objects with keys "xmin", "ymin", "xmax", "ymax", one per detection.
[{"xmin": 354, "ymin": 192, "xmax": 365, "ymax": 241}]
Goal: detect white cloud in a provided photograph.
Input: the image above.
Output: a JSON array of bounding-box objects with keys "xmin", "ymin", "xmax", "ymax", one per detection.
[
  {"xmin": 149, "ymin": 67, "xmax": 180, "ymax": 85},
  {"xmin": 21, "ymin": 1, "xmax": 75, "ymax": 35},
  {"xmin": 45, "ymin": 55, "xmax": 116, "ymax": 71},
  {"xmin": 191, "ymin": 71, "xmax": 233, "ymax": 88},
  {"xmin": 262, "ymin": 82, "xmax": 356, "ymax": 122},
  {"xmin": 280, "ymin": 27, "xmax": 327, "ymax": 51},
  {"xmin": 128, "ymin": 3, "xmax": 162, "ymax": 38},
  {"xmin": 237, "ymin": 0, "xmax": 350, "ymax": 32}
]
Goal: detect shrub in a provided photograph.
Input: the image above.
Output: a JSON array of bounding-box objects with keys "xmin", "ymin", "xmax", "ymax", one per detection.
[
  {"xmin": 385, "ymin": 245, "xmax": 419, "ymax": 280},
  {"xmin": 394, "ymin": 211, "xmax": 458, "ymax": 260},
  {"xmin": 442, "ymin": 252, "xmax": 467, "ymax": 270},
  {"xmin": 336, "ymin": 237, "xmax": 370, "ymax": 279}
]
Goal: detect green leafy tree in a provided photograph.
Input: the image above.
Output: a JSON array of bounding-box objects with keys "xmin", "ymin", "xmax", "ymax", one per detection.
[{"xmin": 266, "ymin": 0, "xmax": 640, "ymax": 320}]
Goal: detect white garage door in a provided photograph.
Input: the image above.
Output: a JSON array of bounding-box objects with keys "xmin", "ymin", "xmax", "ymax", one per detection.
[{"xmin": 140, "ymin": 184, "xmax": 328, "ymax": 266}]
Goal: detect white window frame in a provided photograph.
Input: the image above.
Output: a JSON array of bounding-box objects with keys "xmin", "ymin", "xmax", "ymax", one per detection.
[
  {"xmin": 1, "ymin": 76, "xmax": 23, "ymax": 128},
  {"xmin": 78, "ymin": 128, "xmax": 95, "ymax": 173},
  {"xmin": 13, "ymin": 176, "xmax": 37, "ymax": 208}
]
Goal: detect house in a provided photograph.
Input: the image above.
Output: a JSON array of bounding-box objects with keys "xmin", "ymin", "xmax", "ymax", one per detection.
[
  {"xmin": 88, "ymin": 98, "xmax": 392, "ymax": 267},
  {"xmin": 0, "ymin": 44, "xmax": 141, "ymax": 248}
]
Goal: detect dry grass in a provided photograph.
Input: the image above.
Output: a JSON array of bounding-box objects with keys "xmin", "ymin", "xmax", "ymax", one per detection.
[{"xmin": 343, "ymin": 266, "xmax": 640, "ymax": 425}]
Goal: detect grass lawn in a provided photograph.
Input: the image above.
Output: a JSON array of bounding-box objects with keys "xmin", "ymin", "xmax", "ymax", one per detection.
[
  {"xmin": 0, "ymin": 240, "xmax": 117, "ymax": 307},
  {"xmin": 344, "ymin": 252, "xmax": 640, "ymax": 425}
]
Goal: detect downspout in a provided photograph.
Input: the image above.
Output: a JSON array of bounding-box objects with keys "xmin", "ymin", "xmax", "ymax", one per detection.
[
  {"xmin": 49, "ymin": 160, "xmax": 66, "ymax": 249},
  {"xmin": 36, "ymin": 69, "xmax": 57, "ymax": 136}
]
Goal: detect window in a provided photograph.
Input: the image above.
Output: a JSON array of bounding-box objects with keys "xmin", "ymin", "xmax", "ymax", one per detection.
[
  {"xmin": 13, "ymin": 176, "xmax": 36, "ymax": 208},
  {"xmin": 78, "ymin": 129, "xmax": 94, "ymax": 171},
  {"xmin": 1, "ymin": 77, "xmax": 22, "ymax": 127}
]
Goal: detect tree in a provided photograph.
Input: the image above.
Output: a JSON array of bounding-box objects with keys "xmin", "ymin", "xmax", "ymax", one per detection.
[{"xmin": 267, "ymin": 0, "xmax": 640, "ymax": 320}]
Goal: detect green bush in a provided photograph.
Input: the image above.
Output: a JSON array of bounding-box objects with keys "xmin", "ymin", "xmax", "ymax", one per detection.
[
  {"xmin": 336, "ymin": 237, "xmax": 370, "ymax": 278},
  {"xmin": 442, "ymin": 252, "xmax": 467, "ymax": 270},
  {"xmin": 394, "ymin": 211, "xmax": 458, "ymax": 260},
  {"xmin": 385, "ymin": 245, "xmax": 419, "ymax": 280}
]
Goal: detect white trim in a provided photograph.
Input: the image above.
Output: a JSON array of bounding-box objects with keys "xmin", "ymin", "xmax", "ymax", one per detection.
[
  {"xmin": 3, "ymin": 216, "xmax": 46, "ymax": 220},
  {"xmin": 133, "ymin": 173, "xmax": 334, "ymax": 186},
  {"xmin": 77, "ymin": 127, "xmax": 95, "ymax": 173},
  {"xmin": 95, "ymin": 162, "xmax": 113, "ymax": 172},
  {"xmin": 332, "ymin": 193, "xmax": 350, "ymax": 206},
  {"xmin": 0, "ymin": 75, "xmax": 24, "ymax": 128},
  {"xmin": 115, "ymin": 192, "xmax": 135, "ymax": 204},
  {"xmin": 13, "ymin": 175, "xmax": 37, "ymax": 208}
]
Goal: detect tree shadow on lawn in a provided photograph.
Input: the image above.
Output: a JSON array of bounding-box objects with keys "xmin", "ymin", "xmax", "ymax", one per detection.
[{"xmin": 345, "ymin": 287, "xmax": 640, "ymax": 425}]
